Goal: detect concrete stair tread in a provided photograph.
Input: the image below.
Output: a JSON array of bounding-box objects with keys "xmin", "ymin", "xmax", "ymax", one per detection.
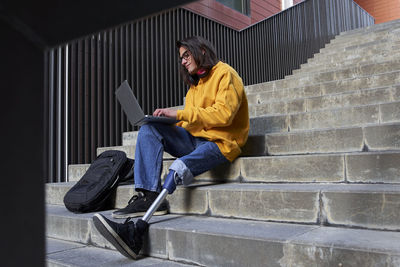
[
  {"xmin": 66, "ymin": 150, "xmax": 400, "ymax": 184},
  {"xmin": 248, "ymin": 85, "xmax": 400, "ymax": 114},
  {"xmin": 249, "ymin": 102, "xmax": 400, "ymax": 134},
  {"xmin": 311, "ymin": 39, "xmax": 400, "ymax": 60},
  {"xmin": 338, "ymin": 19, "xmax": 400, "ymax": 36},
  {"xmin": 295, "ymin": 53, "xmax": 400, "ymax": 74},
  {"xmin": 46, "ymin": 204, "xmax": 400, "ymax": 266},
  {"xmin": 322, "ymin": 35, "xmax": 400, "ymax": 53},
  {"xmin": 286, "ymin": 58, "xmax": 400, "ymax": 82},
  {"xmin": 47, "ymin": 237, "xmax": 194, "ymax": 267},
  {"xmin": 247, "ymin": 83, "xmax": 400, "ymax": 110},
  {"xmin": 47, "ymin": 180, "xmax": 400, "ymax": 230},
  {"xmin": 48, "ymin": 181, "xmax": 400, "ymax": 195},
  {"xmin": 245, "ymin": 69, "xmax": 400, "ymax": 94},
  {"xmin": 90, "ymin": 123, "xmax": 400, "ymax": 158}
]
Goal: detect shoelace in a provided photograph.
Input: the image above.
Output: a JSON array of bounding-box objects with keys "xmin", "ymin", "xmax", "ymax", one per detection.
[
  {"xmin": 127, "ymin": 192, "xmax": 145, "ymax": 204},
  {"xmin": 124, "ymin": 192, "xmax": 145, "ymax": 224},
  {"xmin": 124, "ymin": 217, "xmax": 133, "ymax": 224}
]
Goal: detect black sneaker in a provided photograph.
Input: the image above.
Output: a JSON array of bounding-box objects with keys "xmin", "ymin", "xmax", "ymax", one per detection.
[
  {"xmin": 112, "ymin": 192, "xmax": 168, "ymax": 219},
  {"xmin": 92, "ymin": 213, "xmax": 148, "ymax": 259}
]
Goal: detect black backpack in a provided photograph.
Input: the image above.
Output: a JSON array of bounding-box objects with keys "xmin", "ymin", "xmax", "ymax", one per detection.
[{"xmin": 64, "ymin": 150, "xmax": 134, "ymax": 213}]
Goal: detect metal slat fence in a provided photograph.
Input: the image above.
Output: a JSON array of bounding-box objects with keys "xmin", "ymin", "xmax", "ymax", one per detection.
[{"xmin": 45, "ymin": 0, "xmax": 374, "ymax": 182}]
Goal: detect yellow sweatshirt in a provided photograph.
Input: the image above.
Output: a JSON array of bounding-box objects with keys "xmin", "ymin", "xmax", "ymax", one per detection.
[{"xmin": 176, "ymin": 61, "xmax": 249, "ymax": 162}]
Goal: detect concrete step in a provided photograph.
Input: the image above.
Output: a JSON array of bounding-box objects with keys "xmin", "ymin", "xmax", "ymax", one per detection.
[
  {"xmin": 46, "ymin": 204, "xmax": 400, "ymax": 267},
  {"xmin": 293, "ymin": 52, "xmax": 400, "ymax": 75},
  {"xmin": 287, "ymin": 59, "xmax": 400, "ymax": 86},
  {"xmin": 249, "ymin": 100, "xmax": 400, "ymax": 131},
  {"xmin": 308, "ymin": 43, "xmax": 400, "ymax": 65},
  {"xmin": 338, "ymin": 19, "xmax": 400, "ymax": 37},
  {"xmin": 319, "ymin": 36, "xmax": 400, "ymax": 62},
  {"xmin": 47, "ymin": 238, "xmax": 194, "ymax": 267},
  {"xmin": 245, "ymin": 69, "xmax": 400, "ymax": 96},
  {"xmin": 324, "ymin": 29, "xmax": 400, "ymax": 51},
  {"xmin": 248, "ymin": 123, "xmax": 400, "ymax": 155},
  {"xmin": 46, "ymin": 182, "xmax": 400, "ymax": 230},
  {"xmin": 248, "ymin": 84, "xmax": 400, "ymax": 114},
  {"xmin": 101, "ymin": 123, "xmax": 400, "ymax": 158},
  {"xmin": 64, "ymin": 150, "xmax": 400, "ymax": 185}
]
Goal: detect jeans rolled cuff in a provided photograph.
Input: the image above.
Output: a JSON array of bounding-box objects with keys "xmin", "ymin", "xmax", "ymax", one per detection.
[{"xmin": 169, "ymin": 159, "xmax": 194, "ymax": 186}]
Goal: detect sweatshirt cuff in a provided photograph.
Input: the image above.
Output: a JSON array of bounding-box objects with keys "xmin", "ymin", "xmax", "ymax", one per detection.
[{"xmin": 177, "ymin": 110, "xmax": 186, "ymax": 121}]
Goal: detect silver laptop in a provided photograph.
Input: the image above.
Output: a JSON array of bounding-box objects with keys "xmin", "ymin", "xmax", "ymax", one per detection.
[{"xmin": 115, "ymin": 80, "xmax": 179, "ymax": 126}]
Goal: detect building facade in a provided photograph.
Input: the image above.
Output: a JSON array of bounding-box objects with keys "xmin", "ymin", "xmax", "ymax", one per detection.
[
  {"xmin": 354, "ymin": 0, "xmax": 400, "ymax": 24},
  {"xmin": 183, "ymin": 0, "xmax": 399, "ymax": 29}
]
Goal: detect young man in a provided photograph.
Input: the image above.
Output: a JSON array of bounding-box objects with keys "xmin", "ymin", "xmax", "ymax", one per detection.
[{"xmin": 93, "ymin": 36, "xmax": 249, "ymax": 259}]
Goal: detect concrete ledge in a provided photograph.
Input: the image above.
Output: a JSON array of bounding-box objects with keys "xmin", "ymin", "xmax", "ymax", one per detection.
[
  {"xmin": 246, "ymin": 71, "xmax": 400, "ymax": 105},
  {"xmin": 248, "ymin": 83, "xmax": 399, "ymax": 116},
  {"xmin": 240, "ymin": 154, "xmax": 344, "ymax": 183},
  {"xmin": 46, "ymin": 238, "xmax": 193, "ymax": 267},
  {"xmin": 346, "ymin": 152, "xmax": 400, "ymax": 183},
  {"xmin": 66, "ymin": 150, "xmax": 400, "ymax": 186},
  {"xmin": 46, "ymin": 205, "xmax": 400, "ymax": 266},
  {"xmin": 265, "ymin": 127, "xmax": 364, "ymax": 155},
  {"xmin": 295, "ymin": 53, "xmax": 400, "ymax": 75},
  {"xmin": 46, "ymin": 183, "xmax": 400, "ymax": 230}
]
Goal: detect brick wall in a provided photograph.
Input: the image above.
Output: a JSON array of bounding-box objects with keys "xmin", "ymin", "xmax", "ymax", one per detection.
[
  {"xmin": 354, "ymin": 0, "xmax": 400, "ymax": 24},
  {"xmin": 293, "ymin": 0, "xmax": 304, "ymax": 5},
  {"xmin": 183, "ymin": 0, "xmax": 281, "ymax": 30}
]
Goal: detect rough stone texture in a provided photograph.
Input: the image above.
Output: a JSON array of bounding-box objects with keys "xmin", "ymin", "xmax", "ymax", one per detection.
[
  {"xmin": 241, "ymin": 155, "xmax": 344, "ymax": 183},
  {"xmin": 167, "ymin": 186, "xmax": 208, "ymax": 215},
  {"xmin": 381, "ymin": 101, "xmax": 400, "ymax": 123},
  {"xmin": 45, "ymin": 182, "xmax": 73, "ymax": 205},
  {"xmin": 265, "ymin": 128, "xmax": 364, "ymax": 155},
  {"xmin": 322, "ymin": 184, "xmax": 400, "ymax": 230},
  {"xmin": 311, "ymin": 45, "xmax": 396, "ymax": 65},
  {"xmin": 47, "ymin": 237, "xmax": 85, "ymax": 254},
  {"xmin": 280, "ymin": 244, "xmax": 400, "ymax": 267},
  {"xmin": 249, "ymin": 115, "xmax": 288, "ymax": 135},
  {"xmin": 202, "ymin": 159, "xmax": 241, "ymax": 182},
  {"xmin": 307, "ymin": 86, "xmax": 395, "ymax": 112},
  {"xmin": 346, "ymin": 152, "xmax": 400, "ymax": 183},
  {"xmin": 167, "ymin": 227, "xmax": 285, "ymax": 267},
  {"xmin": 248, "ymin": 83, "xmax": 399, "ymax": 117},
  {"xmin": 46, "ymin": 205, "xmax": 400, "ymax": 267},
  {"xmin": 297, "ymin": 51, "xmax": 400, "ymax": 74},
  {"xmin": 46, "ymin": 238, "xmax": 189, "ymax": 267},
  {"xmin": 208, "ymin": 184, "xmax": 320, "ymax": 223},
  {"xmin": 68, "ymin": 164, "xmax": 89, "ymax": 182},
  {"xmin": 241, "ymin": 135, "xmax": 268, "ymax": 156},
  {"xmin": 122, "ymin": 131, "xmax": 138, "ymax": 146},
  {"xmin": 287, "ymin": 59, "xmax": 400, "ymax": 88},
  {"xmin": 163, "ymin": 216, "xmax": 315, "ymax": 267},
  {"xmin": 289, "ymin": 105, "xmax": 379, "ymax": 130},
  {"xmin": 46, "ymin": 210, "xmax": 92, "ymax": 244},
  {"xmin": 280, "ymin": 227, "xmax": 400, "ymax": 267},
  {"xmin": 365, "ymin": 124, "xmax": 400, "ymax": 150}
]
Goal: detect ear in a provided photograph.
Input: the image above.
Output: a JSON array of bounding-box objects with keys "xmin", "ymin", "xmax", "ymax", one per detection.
[{"xmin": 201, "ymin": 49, "xmax": 206, "ymax": 55}]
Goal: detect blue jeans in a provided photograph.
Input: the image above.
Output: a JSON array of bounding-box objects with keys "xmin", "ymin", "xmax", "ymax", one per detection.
[{"xmin": 134, "ymin": 123, "xmax": 229, "ymax": 193}]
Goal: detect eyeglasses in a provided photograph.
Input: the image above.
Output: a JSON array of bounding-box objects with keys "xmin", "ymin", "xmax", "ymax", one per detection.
[{"xmin": 179, "ymin": 50, "xmax": 191, "ymax": 62}]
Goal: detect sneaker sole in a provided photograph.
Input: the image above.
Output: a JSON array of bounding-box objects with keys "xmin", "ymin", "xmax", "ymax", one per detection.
[
  {"xmin": 112, "ymin": 209, "xmax": 168, "ymax": 219},
  {"xmin": 93, "ymin": 213, "xmax": 138, "ymax": 259}
]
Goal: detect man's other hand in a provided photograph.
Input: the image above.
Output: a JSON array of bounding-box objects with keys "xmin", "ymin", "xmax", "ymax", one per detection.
[{"xmin": 153, "ymin": 108, "xmax": 177, "ymax": 119}]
